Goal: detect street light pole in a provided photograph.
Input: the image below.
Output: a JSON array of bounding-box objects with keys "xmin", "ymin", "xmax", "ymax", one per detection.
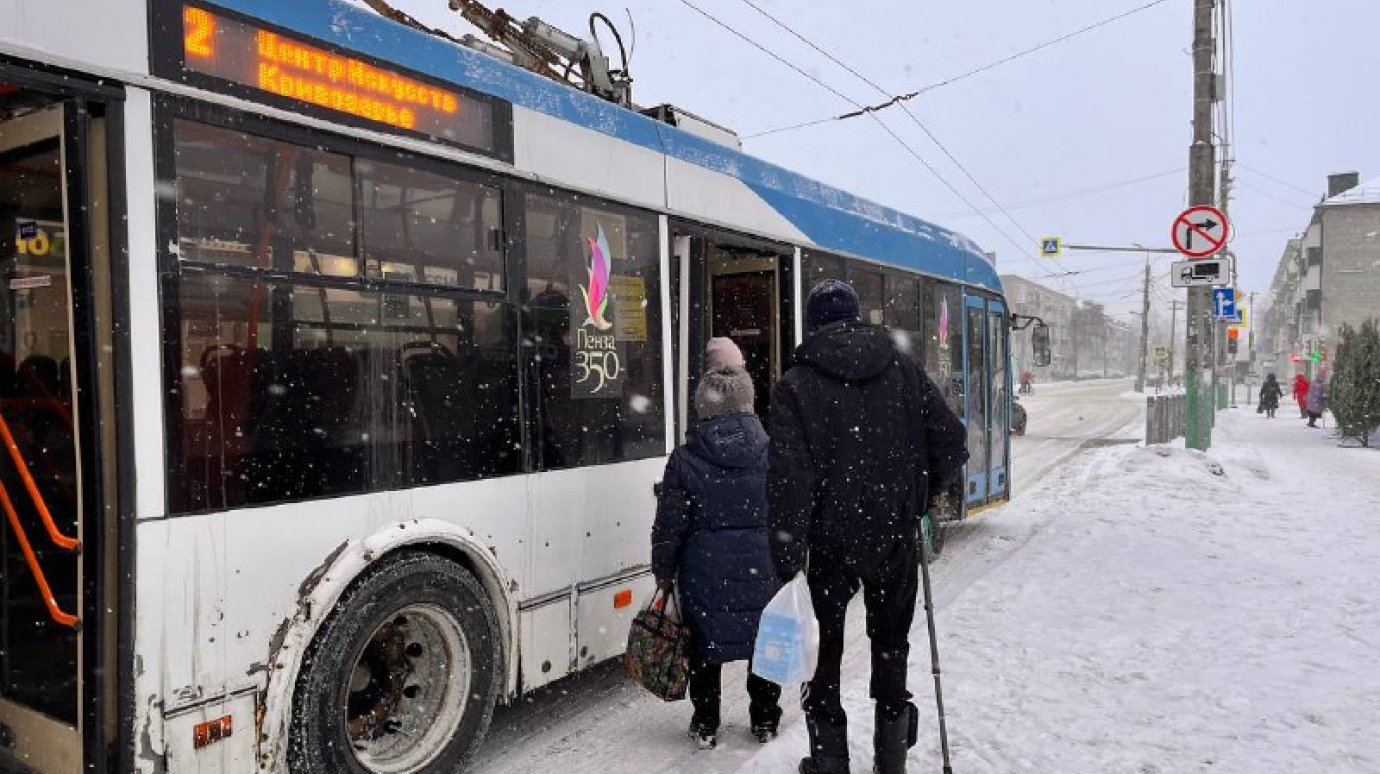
[{"xmin": 1136, "ymin": 257, "xmax": 1151, "ymax": 393}]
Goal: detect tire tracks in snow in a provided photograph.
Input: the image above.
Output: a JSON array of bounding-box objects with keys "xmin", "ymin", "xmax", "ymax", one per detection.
[{"xmin": 472, "ymin": 380, "xmax": 1142, "ymax": 773}]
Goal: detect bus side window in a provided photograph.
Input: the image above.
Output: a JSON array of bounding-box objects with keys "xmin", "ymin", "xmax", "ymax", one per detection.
[{"xmin": 519, "ymin": 192, "xmax": 665, "ymax": 471}]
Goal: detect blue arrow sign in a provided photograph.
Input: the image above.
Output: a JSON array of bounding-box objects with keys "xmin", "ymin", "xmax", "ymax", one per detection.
[{"xmin": 1212, "ymin": 288, "xmax": 1237, "ymax": 320}]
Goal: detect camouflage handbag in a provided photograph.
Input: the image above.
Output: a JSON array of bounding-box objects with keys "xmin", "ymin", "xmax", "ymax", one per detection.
[{"xmin": 623, "ymin": 588, "xmax": 691, "ymax": 701}]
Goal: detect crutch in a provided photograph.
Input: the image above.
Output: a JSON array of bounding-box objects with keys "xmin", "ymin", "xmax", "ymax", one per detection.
[{"xmin": 918, "ymin": 511, "xmax": 954, "ymax": 773}]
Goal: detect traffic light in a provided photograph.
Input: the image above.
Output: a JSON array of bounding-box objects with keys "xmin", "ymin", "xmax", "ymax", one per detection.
[{"xmin": 1226, "ymin": 327, "xmax": 1239, "ymax": 355}]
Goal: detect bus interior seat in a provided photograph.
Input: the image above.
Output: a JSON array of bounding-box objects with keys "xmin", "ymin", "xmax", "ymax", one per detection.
[
  {"xmin": 398, "ymin": 341, "xmax": 485, "ymax": 482},
  {"xmin": 242, "ymin": 346, "xmax": 366, "ymax": 502}
]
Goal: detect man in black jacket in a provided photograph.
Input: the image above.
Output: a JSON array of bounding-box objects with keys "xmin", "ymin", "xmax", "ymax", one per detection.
[{"xmin": 768, "ymin": 279, "xmax": 967, "ymax": 774}]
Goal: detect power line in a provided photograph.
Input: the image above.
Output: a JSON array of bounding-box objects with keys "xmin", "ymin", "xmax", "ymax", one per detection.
[
  {"xmin": 1237, "ymin": 179, "xmax": 1313, "ymax": 211},
  {"xmin": 674, "ymin": 0, "xmax": 1051, "ymax": 273},
  {"xmin": 930, "ymin": 167, "xmax": 1185, "ymax": 220},
  {"xmin": 744, "ymin": 0, "xmax": 1176, "ymax": 139},
  {"xmin": 1236, "ymin": 163, "xmax": 1318, "ymax": 199},
  {"xmin": 731, "ymin": 0, "xmax": 1058, "ymax": 272},
  {"xmin": 672, "ymin": 0, "xmax": 859, "ymax": 108}
]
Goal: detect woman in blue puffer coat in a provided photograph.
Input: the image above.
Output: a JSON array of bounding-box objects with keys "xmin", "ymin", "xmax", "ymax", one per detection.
[{"xmin": 652, "ymin": 339, "xmax": 782, "ymax": 750}]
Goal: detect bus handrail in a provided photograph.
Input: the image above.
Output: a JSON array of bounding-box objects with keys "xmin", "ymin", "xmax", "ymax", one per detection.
[
  {"xmin": 0, "ymin": 477, "xmax": 79, "ymax": 629},
  {"xmin": 0, "ymin": 412, "xmax": 80, "ymax": 551}
]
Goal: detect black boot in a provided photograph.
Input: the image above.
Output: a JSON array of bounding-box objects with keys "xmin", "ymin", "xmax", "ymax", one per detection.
[
  {"xmin": 872, "ymin": 703, "xmax": 917, "ymax": 774},
  {"xmin": 799, "ymin": 714, "xmax": 850, "ymax": 774},
  {"xmin": 750, "ymin": 704, "xmax": 782, "ymax": 743}
]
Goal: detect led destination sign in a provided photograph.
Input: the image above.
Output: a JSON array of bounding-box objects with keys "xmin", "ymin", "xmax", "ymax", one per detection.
[{"xmin": 177, "ymin": 5, "xmax": 498, "ymax": 152}]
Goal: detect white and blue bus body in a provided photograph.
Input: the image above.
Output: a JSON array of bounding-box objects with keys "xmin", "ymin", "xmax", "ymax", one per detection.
[{"xmin": 0, "ymin": 1, "xmax": 1011, "ymax": 771}]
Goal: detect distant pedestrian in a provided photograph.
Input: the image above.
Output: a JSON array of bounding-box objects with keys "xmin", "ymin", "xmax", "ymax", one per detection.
[
  {"xmin": 1258, "ymin": 374, "xmax": 1283, "ymax": 418},
  {"xmin": 1306, "ymin": 372, "xmax": 1328, "ymax": 428},
  {"xmin": 1019, "ymin": 370, "xmax": 1034, "ymax": 394},
  {"xmin": 652, "ymin": 340, "xmax": 782, "ymax": 750},
  {"xmin": 1293, "ymin": 373, "xmax": 1310, "ymax": 418},
  {"xmin": 767, "ymin": 280, "xmax": 968, "ymax": 774}
]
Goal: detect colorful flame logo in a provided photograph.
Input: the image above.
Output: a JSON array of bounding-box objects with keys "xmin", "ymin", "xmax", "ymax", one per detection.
[
  {"xmin": 938, "ymin": 296, "xmax": 951, "ymax": 350},
  {"xmin": 580, "ymin": 226, "xmax": 614, "ymax": 331}
]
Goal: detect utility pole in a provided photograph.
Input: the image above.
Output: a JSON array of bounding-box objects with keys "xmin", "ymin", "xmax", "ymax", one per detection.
[
  {"xmin": 1184, "ymin": 0, "xmax": 1218, "ymax": 449},
  {"xmin": 1218, "ymin": 132, "xmax": 1234, "ymax": 414},
  {"xmin": 1136, "ymin": 257, "xmax": 1152, "ymax": 393}
]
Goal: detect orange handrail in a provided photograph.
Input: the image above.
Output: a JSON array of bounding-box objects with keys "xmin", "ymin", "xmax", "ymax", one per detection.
[
  {"xmin": 0, "ymin": 412, "xmax": 79, "ymax": 551},
  {"xmin": 0, "ymin": 478, "xmax": 79, "ymax": 629}
]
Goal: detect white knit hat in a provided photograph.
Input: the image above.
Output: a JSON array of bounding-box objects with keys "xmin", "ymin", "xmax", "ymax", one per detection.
[{"xmin": 705, "ymin": 337, "xmax": 746, "ymax": 371}]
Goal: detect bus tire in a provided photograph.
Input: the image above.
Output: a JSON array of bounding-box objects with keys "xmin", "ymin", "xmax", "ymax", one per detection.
[{"xmin": 288, "ymin": 552, "xmax": 501, "ymax": 774}]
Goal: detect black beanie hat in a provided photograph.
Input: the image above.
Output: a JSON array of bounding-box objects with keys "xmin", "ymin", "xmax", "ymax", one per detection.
[{"xmin": 806, "ymin": 279, "xmax": 861, "ymax": 333}]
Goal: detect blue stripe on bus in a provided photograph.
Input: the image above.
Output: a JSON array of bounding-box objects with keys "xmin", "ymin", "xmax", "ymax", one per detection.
[{"xmin": 203, "ymin": 0, "xmax": 1002, "ymax": 293}]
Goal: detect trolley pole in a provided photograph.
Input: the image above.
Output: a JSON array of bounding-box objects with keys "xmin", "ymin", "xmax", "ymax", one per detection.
[
  {"xmin": 1185, "ymin": 0, "xmax": 1217, "ymax": 450},
  {"xmin": 1136, "ymin": 257, "xmax": 1151, "ymax": 393}
]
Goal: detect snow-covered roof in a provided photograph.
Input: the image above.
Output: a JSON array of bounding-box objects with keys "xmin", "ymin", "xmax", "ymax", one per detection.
[{"xmin": 1320, "ymin": 175, "xmax": 1380, "ymax": 206}]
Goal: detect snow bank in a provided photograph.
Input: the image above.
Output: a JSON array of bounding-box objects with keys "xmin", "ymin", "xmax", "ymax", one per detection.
[{"xmin": 745, "ymin": 407, "xmax": 1380, "ymax": 773}]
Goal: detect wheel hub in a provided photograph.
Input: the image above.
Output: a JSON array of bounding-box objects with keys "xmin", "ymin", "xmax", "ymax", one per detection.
[{"xmin": 344, "ymin": 603, "xmax": 473, "ymax": 774}]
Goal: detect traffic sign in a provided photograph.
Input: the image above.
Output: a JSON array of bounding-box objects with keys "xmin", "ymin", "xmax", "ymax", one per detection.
[
  {"xmin": 1171, "ymin": 205, "xmax": 1230, "ymax": 258},
  {"xmin": 1040, "ymin": 236, "xmax": 1062, "ymax": 257},
  {"xmin": 1153, "ymin": 345, "xmax": 1171, "ymax": 362},
  {"xmin": 1212, "ymin": 288, "xmax": 1237, "ymax": 320},
  {"xmin": 1171, "ymin": 257, "xmax": 1231, "ymax": 287},
  {"xmin": 1229, "ymin": 303, "xmax": 1248, "ymax": 329}
]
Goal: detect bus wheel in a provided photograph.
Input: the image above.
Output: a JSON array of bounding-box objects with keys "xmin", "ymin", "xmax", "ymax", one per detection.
[{"xmin": 289, "ymin": 553, "xmax": 501, "ymax": 774}]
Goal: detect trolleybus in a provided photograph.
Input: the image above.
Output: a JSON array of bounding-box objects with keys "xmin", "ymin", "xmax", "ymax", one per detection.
[{"xmin": 0, "ymin": 1, "xmax": 1025, "ymax": 771}]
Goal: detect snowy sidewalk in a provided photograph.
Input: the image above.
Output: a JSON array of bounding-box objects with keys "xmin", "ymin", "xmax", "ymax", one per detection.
[{"xmin": 744, "ymin": 407, "xmax": 1380, "ymax": 773}]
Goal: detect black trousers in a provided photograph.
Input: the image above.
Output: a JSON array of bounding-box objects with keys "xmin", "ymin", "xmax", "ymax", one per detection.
[
  {"xmin": 803, "ymin": 538, "xmax": 920, "ymax": 723},
  {"xmin": 689, "ymin": 658, "xmax": 782, "ymax": 730}
]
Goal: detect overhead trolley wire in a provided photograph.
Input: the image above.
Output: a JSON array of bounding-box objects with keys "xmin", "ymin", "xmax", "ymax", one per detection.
[
  {"xmin": 721, "ymin": 0, "xmax": 1077, "ymax": 282},
  {"xmin": 929, "ymin": 167, "xmax": 1185, "ymax": 221},
  {"xmin": 673, "ymin": 0, "xmax": 1056, "ymax": 277},
  {"xmin": 735, "ymin": 0, "xmax": 1053, "ymax": 258},
  {"xmin": 744, "ymin": 0, "xmax": 1177, "ymax": 139},
  {"xmin": 1236, "ymin": 164, "xmax": 1318, "ymax": 199}
]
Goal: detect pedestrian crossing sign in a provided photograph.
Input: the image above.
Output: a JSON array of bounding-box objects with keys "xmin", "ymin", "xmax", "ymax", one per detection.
[{"xmin": 1040, "ymin": 237, "xmax": 1062, "ymax": 258}]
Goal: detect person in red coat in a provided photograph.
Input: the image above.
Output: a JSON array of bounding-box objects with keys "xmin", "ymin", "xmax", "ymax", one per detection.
[{"xmin": 1292, "ymin": 373, "xmax": 1310, "ymax": 418}]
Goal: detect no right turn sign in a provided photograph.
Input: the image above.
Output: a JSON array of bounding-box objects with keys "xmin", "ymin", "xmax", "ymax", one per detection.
[{"xmin": 1172, "ymin": 205, "xmax": 1229, "ymax": 258}]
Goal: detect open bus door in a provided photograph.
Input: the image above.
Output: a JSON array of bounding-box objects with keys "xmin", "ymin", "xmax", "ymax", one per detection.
[
  {"xmin": 961, "ymin": 294, "xmax": 1011, "ymax": 508},
  {"xmin": 0, "ymin": 82, "xmax": 119, "ymax": 774},
  {"xmin": 670, "ymin": 225, "xmax": 796, "ymax": 443}
]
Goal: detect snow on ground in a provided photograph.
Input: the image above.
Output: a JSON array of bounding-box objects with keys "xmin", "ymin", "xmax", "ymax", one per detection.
[
  {"xmin": 747, "ymin": 405, "xmax": 1380, "ymax": 773},
  {"xmin": 474, "ymin": 383, "xmax": 1380, "ymax": 773}
]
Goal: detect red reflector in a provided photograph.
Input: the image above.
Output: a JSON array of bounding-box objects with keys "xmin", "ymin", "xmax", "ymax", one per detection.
[
  {"xmin": 613, "ymin": 589, "xmax": 633, "ymax": 609},
  {"xmin": 193, "ymin": 715, "xmax": 233, "ymax": 750}
]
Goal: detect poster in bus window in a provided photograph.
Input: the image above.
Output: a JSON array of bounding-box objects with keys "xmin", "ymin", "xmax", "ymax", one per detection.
[{"xmin": 571, "ymin": 212, "xmax": 628, "ymax": 399}]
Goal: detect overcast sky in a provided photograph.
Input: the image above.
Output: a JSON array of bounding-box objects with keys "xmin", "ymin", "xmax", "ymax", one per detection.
[{"xmin": 385, "ymin": 0, "xmax": 1378, "ymax": 318}]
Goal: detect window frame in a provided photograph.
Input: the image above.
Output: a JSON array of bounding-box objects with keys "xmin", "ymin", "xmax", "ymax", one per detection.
[
  {"xmin": 155, "ymin": 97, "xmax": 525, "ymax": 515},
  {"xmin": 508, "ymin": 179, "xmax": 668, "ymax": 472},
  {"xmin": 155, "ymin": 96, "xmax": 669, "ymax": 514}
]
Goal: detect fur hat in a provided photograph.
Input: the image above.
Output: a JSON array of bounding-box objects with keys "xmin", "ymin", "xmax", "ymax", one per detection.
[
  {"xmin": 695, "ymin": 366, "xmax": 756, "ymax": 419},
  {"xmin": 705, "ymin": 337, "xmax": 746, "ymax": 370},
  {"xmin": 806, "ymin": 279, "xmax": 861, "ymax": 333}
]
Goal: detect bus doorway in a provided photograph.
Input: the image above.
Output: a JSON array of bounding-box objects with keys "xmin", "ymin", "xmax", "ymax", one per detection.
[
  {"xmin": 670, "ymin": 228, "xmax": 795, "ymax": 442},
  {"xmin": 0, "ymin": 83, "xmax": 117, "ymax": 774}
]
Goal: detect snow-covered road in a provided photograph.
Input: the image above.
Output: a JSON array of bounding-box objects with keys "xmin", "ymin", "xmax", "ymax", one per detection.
[{"xmin": 471, "ymin": 378, "xmax": 1144, "ymax": 773}]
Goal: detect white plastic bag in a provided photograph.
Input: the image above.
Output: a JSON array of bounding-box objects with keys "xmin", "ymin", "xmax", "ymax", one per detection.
[{"xmin": 751, "ymin": 572, "xmax": 820, "ymax": 686}]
